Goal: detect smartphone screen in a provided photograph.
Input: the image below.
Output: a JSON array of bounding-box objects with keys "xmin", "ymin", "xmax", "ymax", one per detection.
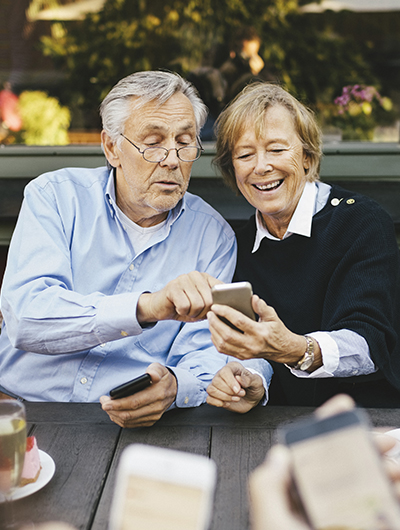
[
  {"xmin": 280, "ymin": 409, "xmax": 400, "ymax": 530},
  {"xmin": 109, "ymin": 444, "xmax": 216, "ymax": 530},
  {"xmin": 117, "ymin": 475, "xmax": 207, "ymax": 530}
]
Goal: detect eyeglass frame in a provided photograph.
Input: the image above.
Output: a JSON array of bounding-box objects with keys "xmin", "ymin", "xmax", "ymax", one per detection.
[{"xmin": 120, "ymin": 133, "xmax": 204, "ymax": 163}]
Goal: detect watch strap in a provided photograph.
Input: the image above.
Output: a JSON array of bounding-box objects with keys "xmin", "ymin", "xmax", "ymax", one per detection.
[{"xmin": 287, "ymin": 336, "xmax": 315, "ymax": 372}]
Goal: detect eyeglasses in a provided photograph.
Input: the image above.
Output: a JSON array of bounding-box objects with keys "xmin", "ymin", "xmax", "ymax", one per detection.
[{"xmin": 120, "ymin": 134, "xmax": 203, "ymax": 163}]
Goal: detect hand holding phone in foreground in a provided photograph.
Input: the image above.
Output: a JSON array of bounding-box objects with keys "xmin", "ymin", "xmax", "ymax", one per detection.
[{"xmin": 248, "ymin": 394, "xmax": 400, "ymax": 530}]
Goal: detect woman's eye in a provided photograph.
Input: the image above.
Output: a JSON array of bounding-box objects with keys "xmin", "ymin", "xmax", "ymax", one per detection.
[{"xmin": 236, "ymin": 153, "xmax": 253, "ymax": 160}]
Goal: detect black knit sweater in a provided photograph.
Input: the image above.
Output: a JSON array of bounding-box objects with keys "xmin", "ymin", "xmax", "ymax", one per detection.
[{"xmin": 234, "ymin": 184, "xmax": 400, "ymax": 407}]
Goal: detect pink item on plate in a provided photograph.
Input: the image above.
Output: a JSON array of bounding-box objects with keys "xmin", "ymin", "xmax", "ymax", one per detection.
[{"xmin": 20, "ymin": 436, "xmax": 41, "ymax": 486}]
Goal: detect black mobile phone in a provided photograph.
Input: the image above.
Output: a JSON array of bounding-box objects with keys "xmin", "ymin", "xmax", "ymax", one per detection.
[
  {"xmin": 279, "ymin": 409, "xmax": 400, "ymax": 530},
  {"xmin": 110, "ymin": 373, "xmax": 152, "ymax": 400}
]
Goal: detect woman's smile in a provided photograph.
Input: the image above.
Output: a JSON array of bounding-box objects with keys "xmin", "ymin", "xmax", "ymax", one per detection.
[{"xmin": 233, "ymin": 104, "xmax": 309, "ymax": 238}]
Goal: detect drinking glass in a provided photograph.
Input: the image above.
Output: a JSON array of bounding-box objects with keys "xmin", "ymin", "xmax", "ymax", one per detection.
[{"xmin": 0, "ymin": 400, "xmax": 27, "ymax": 528}]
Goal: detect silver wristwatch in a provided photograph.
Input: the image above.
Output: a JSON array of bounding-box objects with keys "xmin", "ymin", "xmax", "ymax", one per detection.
[{"xmin": 290, "ymin": 336, "xmax": 315, "ymax": 372}]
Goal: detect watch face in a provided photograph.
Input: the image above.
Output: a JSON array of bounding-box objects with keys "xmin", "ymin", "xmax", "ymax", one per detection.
[{"xmin": 299, "ymin": 355, "xmax": 313, "ymax": 371}]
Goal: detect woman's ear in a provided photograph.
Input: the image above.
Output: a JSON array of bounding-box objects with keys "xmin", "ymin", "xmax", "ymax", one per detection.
[
  {"xmin": 303, "ymin": 152, "xmax": 310, "ymax": 172},
  {"xmin": 101, "ymin": 130, "xmax": 121, "ymax": 168}
]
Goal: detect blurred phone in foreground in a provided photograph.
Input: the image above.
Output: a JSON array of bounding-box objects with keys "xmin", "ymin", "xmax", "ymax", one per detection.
[
  {"xmin": 108, "ymin": 444, "xmax": 217, "ymax": 530},
  {"xmin": 279, "ymin": 408, "xmax": 400, "ymax": 530}
]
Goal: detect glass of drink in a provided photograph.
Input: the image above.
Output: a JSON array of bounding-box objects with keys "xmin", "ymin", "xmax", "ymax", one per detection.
[{"xmin": 0, "ymin": 400, "xmax": 27, "ymax": 526}]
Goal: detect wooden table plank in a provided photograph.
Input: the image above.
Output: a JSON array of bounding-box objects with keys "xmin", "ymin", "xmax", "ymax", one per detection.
[
  {"xmin": 210, "ymin": 427, "xmax": 273, "ymax": 530},
  {"xmin": 24, "ymin": 401, "xmax": 400, "ymax": 429},
  {"xmin": 91, "ymin": 425, "xmax": 210, "ymax": 530},
  {"xmin": 25, "ymin": 402, "xmax": 110, "ymax": 424}
]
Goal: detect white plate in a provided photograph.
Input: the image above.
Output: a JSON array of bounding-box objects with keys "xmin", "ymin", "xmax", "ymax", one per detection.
[{"xmin": 0, "ymin": 450, "xmax": 56, "ymax": 502}]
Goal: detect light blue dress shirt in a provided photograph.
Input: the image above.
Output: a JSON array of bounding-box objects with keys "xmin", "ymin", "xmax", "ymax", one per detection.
[{"xmin": 0, "ymin": 166, "xmax": 272, "ymax": 403}]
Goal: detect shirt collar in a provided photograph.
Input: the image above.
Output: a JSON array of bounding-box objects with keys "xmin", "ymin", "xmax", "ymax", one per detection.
[
  {"xmin": 105, "ymin": 168, "xmax": 185, "ymax": 225},
  {"xmin": 252, "ymin": 180, "xmax": 337, "ymax": 252}
]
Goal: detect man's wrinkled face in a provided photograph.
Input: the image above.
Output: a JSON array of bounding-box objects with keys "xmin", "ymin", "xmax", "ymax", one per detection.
[{"xmin": 106, "ymin": 93, "xmax": 197, "ymax": 227}]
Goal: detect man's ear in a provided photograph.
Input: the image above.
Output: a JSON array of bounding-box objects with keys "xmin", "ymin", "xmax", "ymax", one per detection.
[{"xmin": 101, "ymin": 130, "xmax": 121, "ymax": 168}]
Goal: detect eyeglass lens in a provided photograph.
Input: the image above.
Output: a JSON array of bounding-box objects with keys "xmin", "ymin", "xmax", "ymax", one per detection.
[{"xmin": 143, "ymin": 146, "xmax": 201, "ymax": 162}]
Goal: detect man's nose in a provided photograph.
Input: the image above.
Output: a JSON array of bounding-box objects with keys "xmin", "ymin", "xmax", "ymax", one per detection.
[{"xmin": 159, "ymin": 147, "xmax": 180, "ymax": 168}]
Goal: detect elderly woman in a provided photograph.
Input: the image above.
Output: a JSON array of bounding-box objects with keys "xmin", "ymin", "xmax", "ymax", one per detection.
[{"xmin": 206, "ymin": 82, "xmax": 400, "ymax": 410}]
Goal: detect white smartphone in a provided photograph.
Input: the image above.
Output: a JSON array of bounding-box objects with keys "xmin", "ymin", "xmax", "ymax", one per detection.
[
  {"xmin": 279, "ymin": 408, "xmax": 400, "ymax": 530},
  {"xmin": 108, "ymin": 444, "xmax": 217, "ymax": 530},
  {"xmin": 211, "ymin": 281, "xmax": 256, "ymax": 329}
]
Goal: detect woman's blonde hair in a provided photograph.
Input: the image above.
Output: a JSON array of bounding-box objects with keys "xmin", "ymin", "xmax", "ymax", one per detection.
[{"xmin": 213, "ymin": 83, "xmax": 322, "ymax": 192}]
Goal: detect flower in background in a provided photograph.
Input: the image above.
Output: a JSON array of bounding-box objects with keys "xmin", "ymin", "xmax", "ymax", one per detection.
[
  {"xmin": 335, "ymin": 85, "xmax": 392, "ymax": 116},
  {"xmin": 332, "ymin": 85, "xmax": 394, "ymax": 140}
]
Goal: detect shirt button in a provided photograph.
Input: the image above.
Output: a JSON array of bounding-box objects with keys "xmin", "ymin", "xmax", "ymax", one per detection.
[
  {"xmin": 80, "ymin": 377, "xmax": 88, "ymax": 385},
  {"xmin": 100, "ymin": 343, "xmax": 106, "ymax": 348},
  {"xmin": 184, "ymin": 396, "xmax": 189, "ymax": 405},
  {"xmin": 121, "ymin": 330, "xmax": 128, "ymax": 337},
  {"xmin": 129, "ymin": 264, "xmax": 134, "ymax": 270}
]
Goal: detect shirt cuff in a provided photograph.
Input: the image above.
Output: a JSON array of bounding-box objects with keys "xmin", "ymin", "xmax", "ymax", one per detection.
[
  {"xmin": 288, "ymin": 331, "xmax": 339, "ymax": 379},
  {"xmin": 166, "ymin": 365, "xmax": 208, "ymax": 408},
  {"xmin": 96, "ymin": 292, "xmax": 147, "ymax": 343}
]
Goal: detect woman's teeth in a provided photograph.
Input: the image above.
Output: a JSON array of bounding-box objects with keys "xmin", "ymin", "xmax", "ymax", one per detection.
[{"xmin": 254, "ymin": 180, "xmax": 282, "ymax": 191}]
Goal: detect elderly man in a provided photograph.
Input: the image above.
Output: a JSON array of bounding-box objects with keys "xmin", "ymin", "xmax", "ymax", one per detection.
[{"xmin": 0, "ymin": 71, "xmax": 271, "ymax": 427}]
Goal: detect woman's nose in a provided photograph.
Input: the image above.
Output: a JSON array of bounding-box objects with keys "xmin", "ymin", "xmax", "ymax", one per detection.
[{"xmin": 254, "ymin": 154, "xmax": 273, "ymax": 176}]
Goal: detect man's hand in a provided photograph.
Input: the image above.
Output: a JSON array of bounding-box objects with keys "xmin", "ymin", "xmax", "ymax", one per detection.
[
  {"xmin": 99, "ymin": 363, "xmax": 177, "ymax": 428},
  {"xmin": 208, "ymin": 294, "xmax": 322, "ymax": 370},
  {"xmin": 206, "ymin": 362, "xmax": 265, "ymax": 413},
  {"xmin": 137, "ymin": 271, "xmax": 222, "ymax": 324}
]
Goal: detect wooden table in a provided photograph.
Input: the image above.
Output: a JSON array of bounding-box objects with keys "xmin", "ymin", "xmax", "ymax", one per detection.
[{"xmin": 1, "ymin": 402, "xmax": 399, "ymax": 530}]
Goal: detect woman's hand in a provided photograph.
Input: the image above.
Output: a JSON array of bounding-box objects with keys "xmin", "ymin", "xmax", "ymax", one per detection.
[
  {"xmin": 208, "ymin": 294, "xmax": 322, "ymax": 369},
  {"xmin": 206, "ymin": 362, "xmax": 265, "ymax": 413}
]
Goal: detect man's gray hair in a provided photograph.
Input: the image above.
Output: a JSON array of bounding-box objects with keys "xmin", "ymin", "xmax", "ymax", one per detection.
[{"xmin": 100, "ymin": 70, "xmax": 208, "ymax": 148}]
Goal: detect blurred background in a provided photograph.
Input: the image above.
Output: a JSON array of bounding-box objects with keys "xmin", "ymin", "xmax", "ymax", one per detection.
[{"xmin": 1, "ymin": 0, "xmax": 400, "ymax": 145}]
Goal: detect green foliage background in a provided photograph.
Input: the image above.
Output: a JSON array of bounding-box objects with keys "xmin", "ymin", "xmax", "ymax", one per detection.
[
  {"xmin": 38, "ymin": 0, "xmax": 398, "ymax": 130},
  {"xmin": 18, "ymin": 91, "xmax": 70, "ymax": 145}
]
